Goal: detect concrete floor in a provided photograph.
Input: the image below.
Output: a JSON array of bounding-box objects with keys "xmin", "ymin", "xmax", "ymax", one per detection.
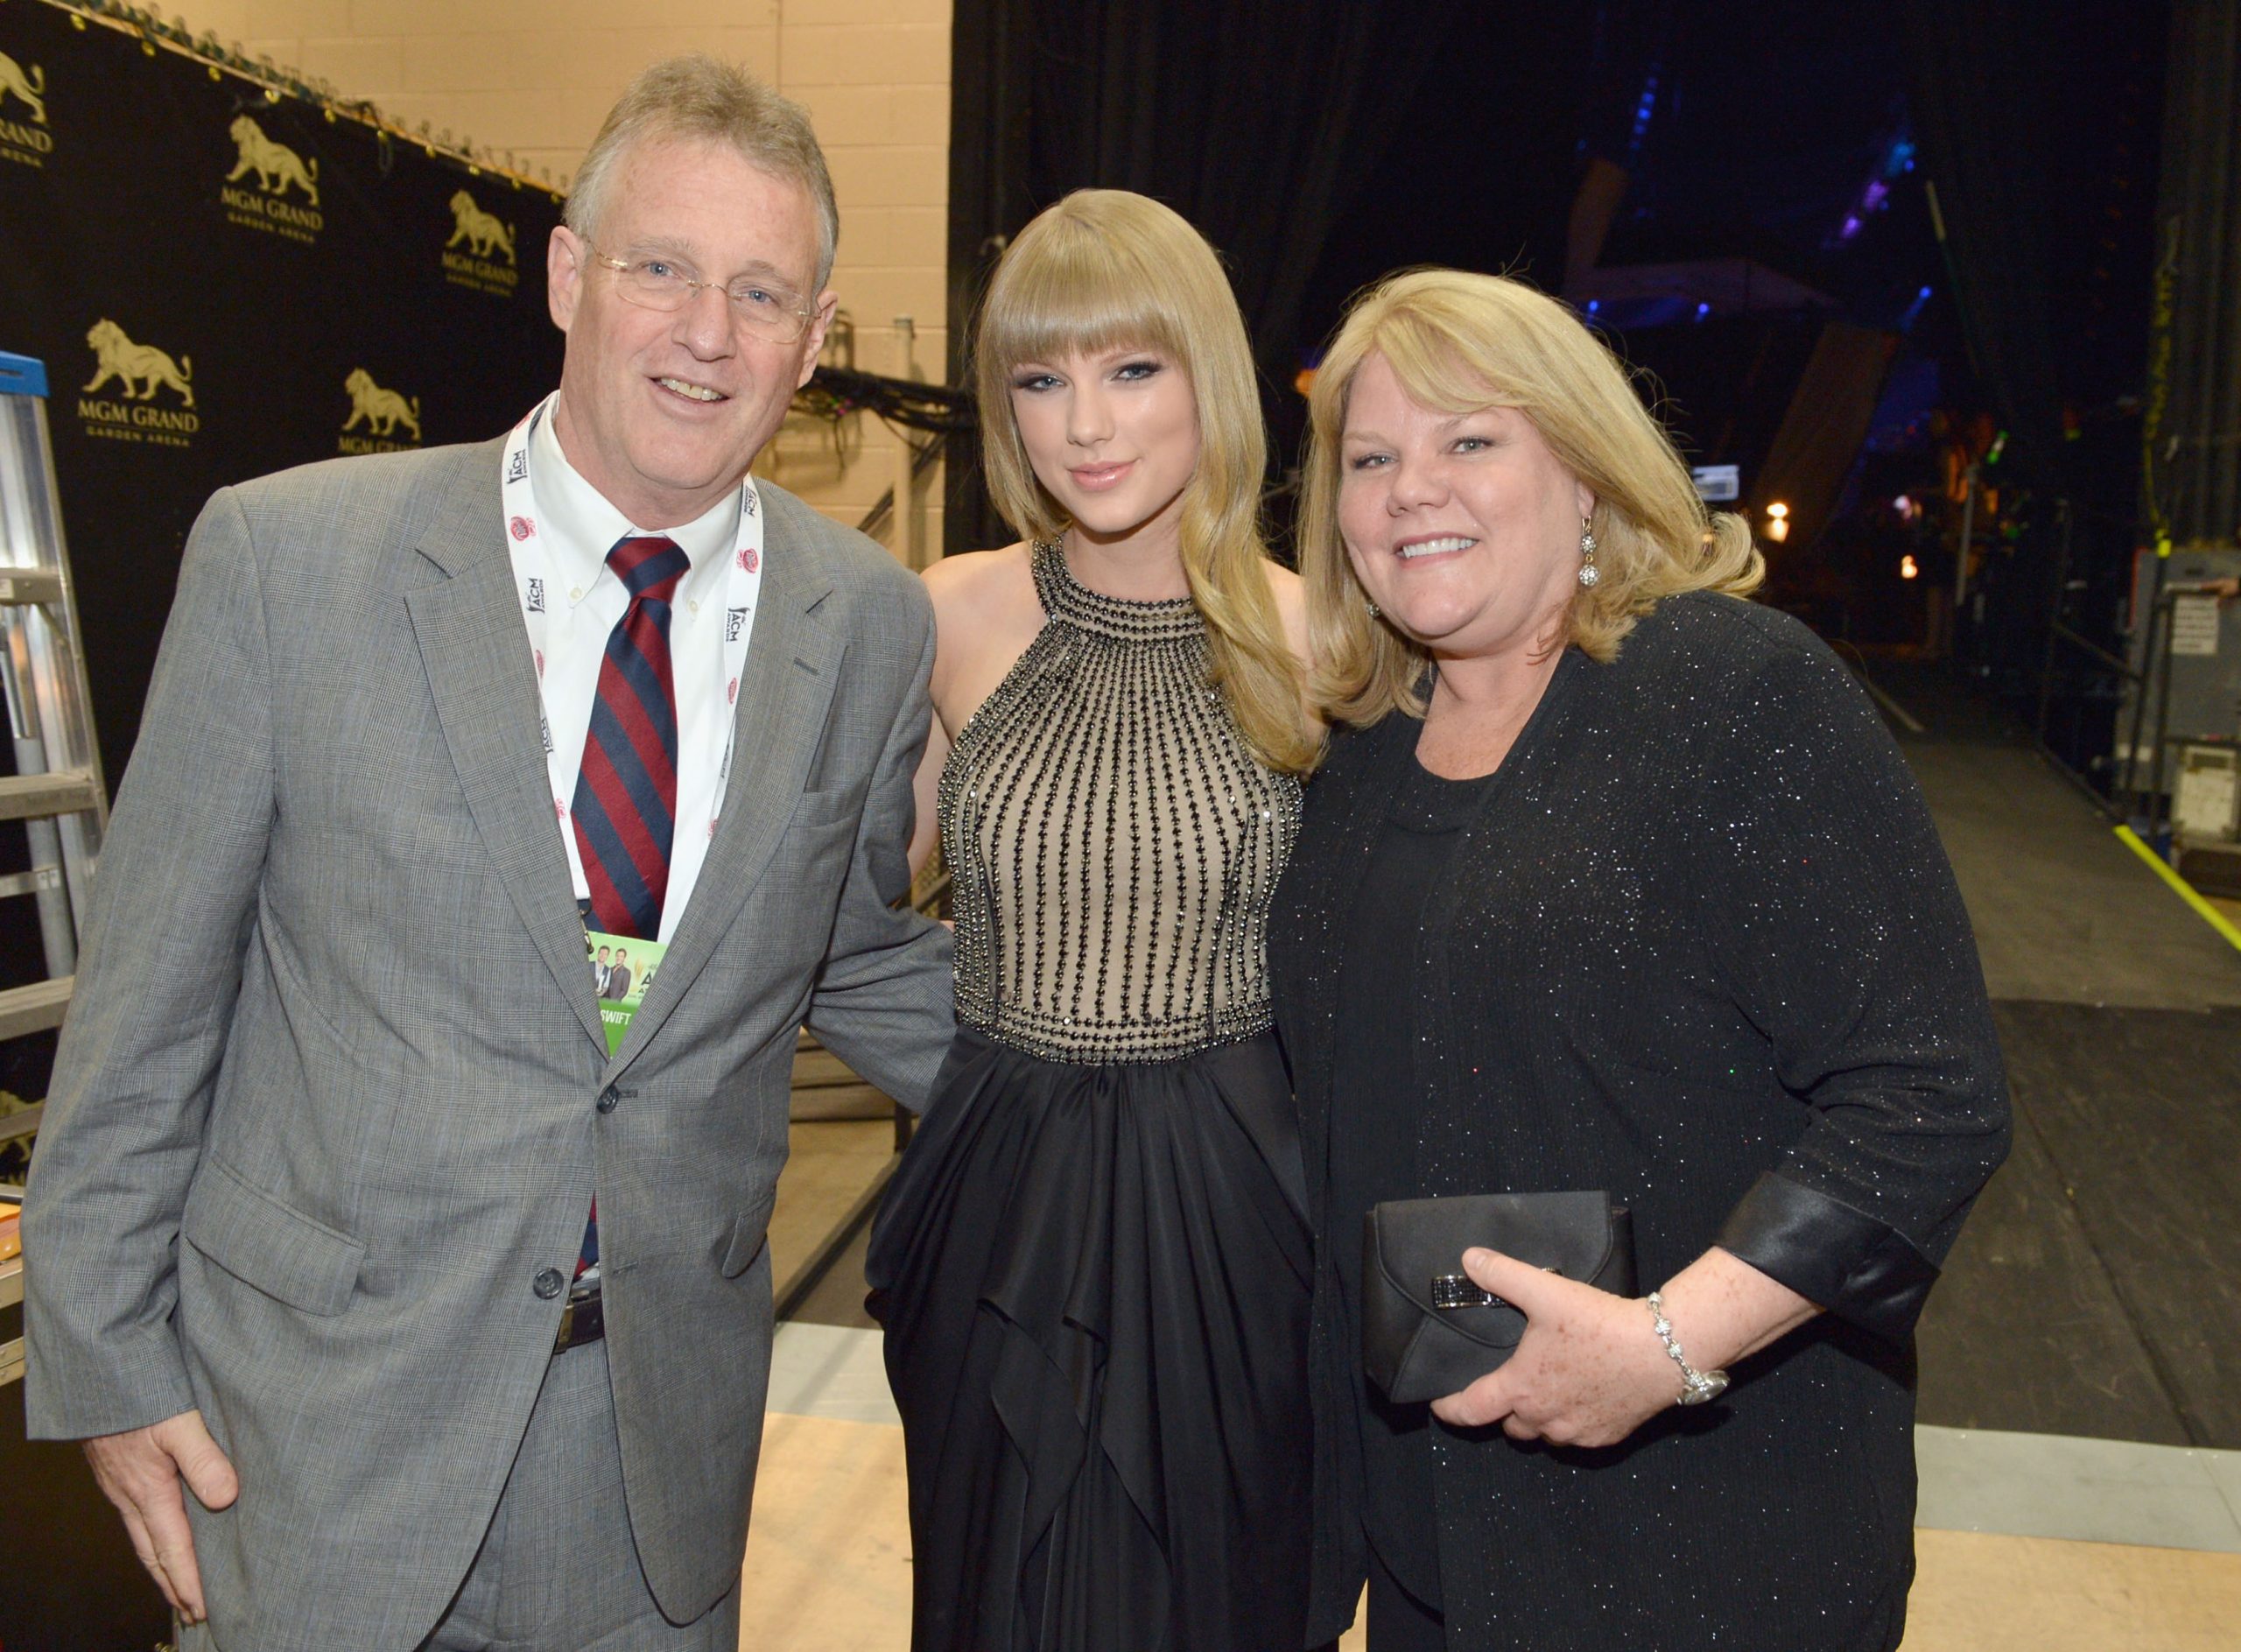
[
  {"xmin": 1903, "ymin": 737, "xmax": 2241, "ymax": 1009},
  {"xmin": 764, "ymin": 1116, "xmax": 890, "ymax": 1315},
  {"xmin": 1872, "ymin": 673, "xmax": 2241, "ymax": 1456}
]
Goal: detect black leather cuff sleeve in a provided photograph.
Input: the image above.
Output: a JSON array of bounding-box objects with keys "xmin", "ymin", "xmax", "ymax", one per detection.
[{"xmin": 1713, "ymin": 1172, "xmax": 1941, "ymax": 1345}]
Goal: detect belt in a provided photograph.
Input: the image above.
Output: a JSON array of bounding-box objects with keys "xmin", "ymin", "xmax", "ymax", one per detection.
[{"xmin": 554, "ymin": 1286, "xmax": 606, "ymax": 1353}]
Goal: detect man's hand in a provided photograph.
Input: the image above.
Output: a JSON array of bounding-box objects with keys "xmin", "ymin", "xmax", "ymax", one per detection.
[{"xmin": 82, "ymin": 1409, "xmax": 239, "ymax": 1623}]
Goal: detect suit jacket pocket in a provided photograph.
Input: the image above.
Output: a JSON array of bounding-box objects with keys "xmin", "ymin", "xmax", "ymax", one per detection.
[
  {"xmin": 182, "ymin": 1157, "xmax": 366, "ymax": 1317},
  {"xmin": 790, "ymin": 780, "xmax": 866, "ymax": 832},
  {"xmin": 720, "ymin": 1193, "xmax": 780, "ymax": 1279}
]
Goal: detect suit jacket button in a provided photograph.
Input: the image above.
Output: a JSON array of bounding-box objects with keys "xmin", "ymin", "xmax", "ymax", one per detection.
[
  {"xmin": 533, "ymin": 1268, "xmax": 566, "ymax": 1299},
  {"xmin": 597, "ymin": 1086, "xmax": 621, "ymax": 1114}
]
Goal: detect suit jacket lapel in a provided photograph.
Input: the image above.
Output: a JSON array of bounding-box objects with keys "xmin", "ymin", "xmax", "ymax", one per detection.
[
  {"xmin": 405, "ymin": 441, "xmax": 607, "ymax": 1051},
  {"xmin": 601, "ymin": 513, "xmax": 843, "ymax": 1076}
]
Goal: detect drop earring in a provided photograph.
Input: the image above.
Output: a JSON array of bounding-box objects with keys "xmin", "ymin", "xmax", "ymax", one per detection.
[{"xmin": 1577, "ymin": 517, "xmax": 1600, "ymax": 588}]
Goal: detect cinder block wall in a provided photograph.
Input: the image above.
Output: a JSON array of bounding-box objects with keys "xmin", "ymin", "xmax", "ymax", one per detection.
[{"xmin": 168, "ymin": 0, "xmax": 951, "ymax": 558}]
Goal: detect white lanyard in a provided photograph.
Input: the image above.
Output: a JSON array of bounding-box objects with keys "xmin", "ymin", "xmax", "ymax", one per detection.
[{"xmin": 500, "ymin": 393, "xmax": 764, "ymax": 906}]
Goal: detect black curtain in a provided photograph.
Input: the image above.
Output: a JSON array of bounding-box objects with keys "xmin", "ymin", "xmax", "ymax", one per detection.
[
  {"xmin": 1900, "ymin": 0, "xmax": 2073, "ymax": 492},
  {"xmin": 2146, "ymin": 0, "xmax": 2241, "ymax": 546},
  {"xmin": 945, "ymin": 0, "xmax": 1465, "ymax": 553}
]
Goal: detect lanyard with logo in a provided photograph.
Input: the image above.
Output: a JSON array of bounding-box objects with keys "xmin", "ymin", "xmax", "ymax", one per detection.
[{"xmin": 499, "ymin": 393, "xmax": 764, "ymax": 914}]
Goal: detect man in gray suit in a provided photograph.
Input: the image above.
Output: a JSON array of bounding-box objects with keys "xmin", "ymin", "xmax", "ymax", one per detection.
[{"xmin": 22, "ymin": 56, "xmax": 952, "ymax": 1652}]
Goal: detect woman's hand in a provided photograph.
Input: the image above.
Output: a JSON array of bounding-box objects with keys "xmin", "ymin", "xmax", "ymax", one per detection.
[
  {"xmin": 1428, "ymin": 1248, "xmax": 1680, "ymax": 1446},
  {"xmin": 1429, "ymin": 1245, "xmax": 1819, "ymax": 1447}
]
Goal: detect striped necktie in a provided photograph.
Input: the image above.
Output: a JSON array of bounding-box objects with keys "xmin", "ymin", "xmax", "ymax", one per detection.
[
  {"xmin": 572, "ymin": 534, "xmax": 692, "ymax": 941},
  {"xmin": 567, "ymin": 533, "xmax": 688, "ymax": 1290}
]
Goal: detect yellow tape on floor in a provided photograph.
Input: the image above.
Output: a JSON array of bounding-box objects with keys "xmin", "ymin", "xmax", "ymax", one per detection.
[{"xmin": 2113, "ymin": 826, "xmax": 2241, "ymax": 954}]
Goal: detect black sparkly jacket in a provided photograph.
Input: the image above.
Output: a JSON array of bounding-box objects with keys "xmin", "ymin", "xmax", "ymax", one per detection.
[{"xmin": 1269, "ymin": 592, "xmax": 2011, "ymax": 1651}]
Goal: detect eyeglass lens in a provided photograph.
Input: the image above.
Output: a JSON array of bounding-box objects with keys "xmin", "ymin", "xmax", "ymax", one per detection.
[{"xmin": 608, "ymin": 255, "xmax": 807, "ymax": 340}]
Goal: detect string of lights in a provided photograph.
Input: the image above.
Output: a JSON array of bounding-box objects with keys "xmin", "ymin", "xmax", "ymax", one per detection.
[{"xmin": 40, "ymin": 0, "xmax": 566, "ymax": 197}]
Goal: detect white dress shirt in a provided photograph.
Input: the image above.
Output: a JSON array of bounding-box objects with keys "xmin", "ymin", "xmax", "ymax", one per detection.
[{"xmin": 529, "ymin": 406, "xmax": 737, "ymax": 945}]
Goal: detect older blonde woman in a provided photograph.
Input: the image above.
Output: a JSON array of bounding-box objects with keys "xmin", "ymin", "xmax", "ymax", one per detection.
[
  {"xmin": 1267, "ymin": 270, "xmax": 2009, "ymax": 1652},
  {"xmin": 866, "ymin": 191, "xmax": 1317, "ymax": 1651}
]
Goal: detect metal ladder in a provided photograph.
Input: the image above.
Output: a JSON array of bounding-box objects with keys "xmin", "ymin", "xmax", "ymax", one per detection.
[{"xmin": 0, "ymin": 350, "xmax": 114, "ymax": 1381}]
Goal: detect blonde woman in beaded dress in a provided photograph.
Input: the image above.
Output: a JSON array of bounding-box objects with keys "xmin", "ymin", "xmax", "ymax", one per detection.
[{"xmin": 864, "ymin": 190, "xmax": 1320, "ymax": 1652}]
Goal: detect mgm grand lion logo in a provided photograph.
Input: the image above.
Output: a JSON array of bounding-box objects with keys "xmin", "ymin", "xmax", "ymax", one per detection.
[
  {"xmin": 0, "ymin": 52, "xmax": 46, "ymax": 124},
  {"xmin": 227, "ymin": 116, "xmax": 319, "ymax": 203},
  {"xmin": 79, "ymin": 320, "xmax": 200, "ymax": 446},
  {"xmin": 339, "ymin": 369, "xmax": 423, "ymax": 453},
  {"xmin": 84, "ymin": 320, "xmax": 193, "ymax": 406},
  {"xmin": 442, "ymin": 190, "xmax": 522, "ymax": 298},
  {"xmin": 0, "ymin": 51, "xmax": 54, "ymax": 167},
  {"xmin": 446, "ymin": 190, "xmax": 516, "ymax": 263},
  {"xmin": 221, "ymin": 116, "xmax": 324, "ymax": 241}
]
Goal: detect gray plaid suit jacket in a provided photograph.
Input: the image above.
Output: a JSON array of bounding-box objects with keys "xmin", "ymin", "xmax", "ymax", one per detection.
[{"xmin": 21, "ymin": 438, "xmax": 955, "ymax": 1650}]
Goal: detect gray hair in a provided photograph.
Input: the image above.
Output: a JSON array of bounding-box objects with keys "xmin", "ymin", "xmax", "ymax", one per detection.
[{"xmin": 565, "ymin": 55, "xmax": 839, "ymax": 290}]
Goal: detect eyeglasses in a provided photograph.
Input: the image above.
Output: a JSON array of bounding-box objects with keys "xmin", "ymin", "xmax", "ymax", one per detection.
[{"xmin": 589, "ymin": 245, "xmax": 818, "ymax": 343}]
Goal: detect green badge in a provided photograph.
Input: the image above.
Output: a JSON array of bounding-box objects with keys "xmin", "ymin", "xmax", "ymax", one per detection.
[{"xmin": 585, "ymin": 930, "xmax": 668, "ymax": 1055}]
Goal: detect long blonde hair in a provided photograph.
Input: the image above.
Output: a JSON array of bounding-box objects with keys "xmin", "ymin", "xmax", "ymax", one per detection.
[
  {"xmin": 1299, "ymin": 269, "xmax": 1763, "ymax": 728},
  {"xmin": 973, "ymin": 189, "xmax": 1316, "ymax": 775}
]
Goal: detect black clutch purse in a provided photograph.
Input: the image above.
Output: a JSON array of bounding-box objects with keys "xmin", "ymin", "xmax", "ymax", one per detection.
[{"xmin": 1362, "ymin": 1191, "xmax": 1637, "ymax": 1405}]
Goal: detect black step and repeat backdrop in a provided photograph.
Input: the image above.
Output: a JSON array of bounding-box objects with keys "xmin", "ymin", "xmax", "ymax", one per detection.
[{"xmin": 0, "ymin": 0, "xmax": 566, "ymax": 775}]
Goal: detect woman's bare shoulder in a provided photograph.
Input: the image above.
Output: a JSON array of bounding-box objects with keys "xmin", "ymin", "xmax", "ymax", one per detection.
[{"xmin": 923, "ymin": 543, "xmax": 1039, "ymax": 624}]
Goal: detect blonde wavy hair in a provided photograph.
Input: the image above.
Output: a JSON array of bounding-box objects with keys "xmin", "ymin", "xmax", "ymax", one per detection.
[
  {"xmin": 1299, "ymin": 269, "xmax": 1763, "ymax": 728},
  {"xmin": 973, "ymin": 189, "xmax": 1316, "ymax": 775}
]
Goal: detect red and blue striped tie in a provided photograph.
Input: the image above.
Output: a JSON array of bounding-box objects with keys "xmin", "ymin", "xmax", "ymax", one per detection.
[
  {"xmin": 573, "ymin": 534, "xmax": 691, "ymax": 941},
  {"xmin": 568, "ymin": 533, "xmax": 689, "ymax": 1286}
]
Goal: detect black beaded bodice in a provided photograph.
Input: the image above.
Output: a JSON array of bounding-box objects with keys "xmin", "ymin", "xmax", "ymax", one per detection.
[{"xmin": 938, "ymin": 542, "xmax": 1303, "ymax": 1063}]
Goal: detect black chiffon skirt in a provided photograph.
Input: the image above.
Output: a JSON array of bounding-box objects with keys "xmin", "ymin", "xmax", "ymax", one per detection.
[{"xmin": 866, "ymin": 1028, "xmax": 1314, "ymax": 1652}]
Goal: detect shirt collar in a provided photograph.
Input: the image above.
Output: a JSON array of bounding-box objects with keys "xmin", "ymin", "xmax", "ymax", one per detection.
[{"xmin": 530, "ymin": 400, "xmax": 737, "ymax": 613}]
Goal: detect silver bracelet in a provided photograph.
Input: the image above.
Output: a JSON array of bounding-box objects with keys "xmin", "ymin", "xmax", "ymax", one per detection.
[{"xmin": 1647, "ymin": 1290, "xmax": 1730, "ymax": 1406}]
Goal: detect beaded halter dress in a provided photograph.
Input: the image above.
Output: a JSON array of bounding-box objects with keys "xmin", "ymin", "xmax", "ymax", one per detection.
[
  {"xmin": 868, "ymin": 539, "xmax": 1316, "ymax": 1652},
  {"xmin": 938, "ymin": 539, "xmax": 1302, "ymax": 1065}
]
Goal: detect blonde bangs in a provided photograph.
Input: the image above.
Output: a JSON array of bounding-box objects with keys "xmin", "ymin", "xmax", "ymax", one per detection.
[{"xmin": 974, "ymin": 227, "xmax": 1187, "ymax": 383}]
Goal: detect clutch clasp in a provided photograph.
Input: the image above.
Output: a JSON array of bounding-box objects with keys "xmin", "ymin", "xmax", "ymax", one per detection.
[{"xmin": 1430, "ymin": 1274, "xmax": 1505, "ymax": 1311}]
